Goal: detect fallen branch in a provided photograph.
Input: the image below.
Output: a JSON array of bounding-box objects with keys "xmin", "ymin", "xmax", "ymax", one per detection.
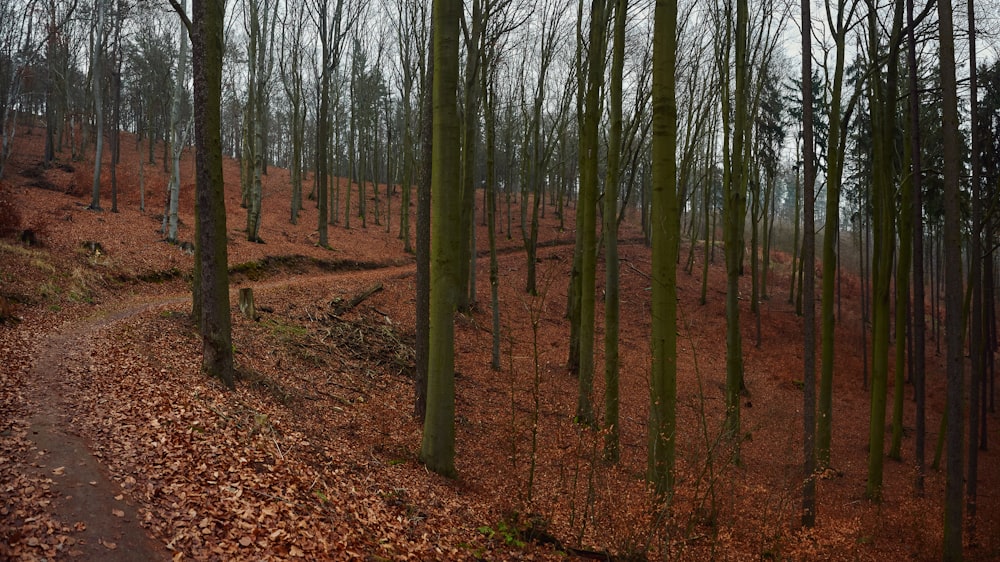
[{"xmin": 332, "ymin": 283, "xmax": 383, "ymax": 315}]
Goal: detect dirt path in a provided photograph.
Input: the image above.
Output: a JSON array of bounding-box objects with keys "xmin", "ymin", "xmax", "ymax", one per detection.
[
  {"xmin": 16, "ymin": 263, "xmax": 418, "ymax": 559},
  {"xmin": 23, "ymin": 300, "xmax": 186, "ymax": 561}
]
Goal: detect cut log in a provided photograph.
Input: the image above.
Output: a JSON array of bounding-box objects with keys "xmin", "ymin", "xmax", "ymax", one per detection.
[{"xmin": 239, "ymin": 287, "xmax": 257, "ymax": 320}]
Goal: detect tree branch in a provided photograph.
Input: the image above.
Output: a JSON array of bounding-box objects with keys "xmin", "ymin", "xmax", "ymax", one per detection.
[{"xmin": 167, "ymin": 0, "xmax": 192, "ymax": 36}]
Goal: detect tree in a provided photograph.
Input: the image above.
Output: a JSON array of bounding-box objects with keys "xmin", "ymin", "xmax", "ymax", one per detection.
[
  {"xmin": 722, "ymin": 0, "xmax": 749, "ymax": 455},
  {"xmin": 310, "ymin": 0, "xmax": 360, "ymax": 248},
  {"xmin": 864, "ymin": 0, "xmax": 902, "ymax": 502},
  {"xmin": 800, "ymin": 0, "xmax": 817, "ymax": 527},
  {"xmin": 164, "ymin": 0, "xmax": 189, "ymax": 244},
  {"xmin": 89, "ymin": 0, "xmax": 107, "ymax": 211},
  {"xmin": 965, "ymin": 0, "xmax": 983, "ymax": 535},
  {"xmin": 937, "ymin": 0, "xmax": 964, "ymax": 549},
  {"xmin": 521, "ymin": 0, "xmax": 570, "ymax": 297},
  {"xmin": 904, "ymin": 0, "xmax": 926, "ymax": 494},
  {"xmin": 484, "ymin": 39, "xmax": 501, "ymax": 371},
  {"xmin": 243, "ymin": 0, "xmax": 279, "ymax": 243},
  {"xmin": 389, "ymin": 0, "xmax": 427, "ymax": 254},
  {"xmin": 414, "ymin": 25, "xmax": 433, "ymax": 422},
  {"xmin": 648, "ymin": 0, "xmax": 678, "ymax": 496},
  {"xmin": 602, "ymin": 0, "xmax": 626, "ymax": 464},
  {"xmin": 817, "ymin": 0, "xmax": 860, "ymax": 470},
  {"xmin": 420, "ymin": 0, "xmax": 461, "ymax": 476},
  {"xmin": 575, "ymin": 0, "xmax": 608, "ymax": 427},
  {"xmin": 43, "ymin": 0, "xmax": 78, "ymax": 167},
  {"xmin": 456, "ymin": 0, "xmax": 483, "ymax": 311},
  {"xmin": 279, "ymin": 0, "xmax": 307, "ymax": 225},
  {"xmin": 169, "ymin": 0, "xmax": 235, "ymax": 389}
]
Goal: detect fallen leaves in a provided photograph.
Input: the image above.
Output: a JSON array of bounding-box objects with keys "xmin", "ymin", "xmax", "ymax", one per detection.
[{"xmin": 1, "ymin": 150, "xmax": 997, "ymax": 562}]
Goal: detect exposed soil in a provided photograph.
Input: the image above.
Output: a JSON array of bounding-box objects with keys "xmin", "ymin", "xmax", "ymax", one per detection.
[
  {"xmin": 23, "ymin": 301, "xmax": 183, "ymax": 561},
  {"xmin": 1, "ymin": 122, "xmax": 998, "ymax": 560}
]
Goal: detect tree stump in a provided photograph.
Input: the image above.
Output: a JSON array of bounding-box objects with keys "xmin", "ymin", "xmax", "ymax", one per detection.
[
  {"xmin": 0, "ymin": 296, "xmax": 13, "ymax": 323},
  {"xmin": 238, "ymin": 287, "xmax": 257, "ymax": 320}
]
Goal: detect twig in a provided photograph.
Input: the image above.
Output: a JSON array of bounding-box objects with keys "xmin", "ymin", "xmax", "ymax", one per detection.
[{"xmin": 622, "ymin": 259, "xmax": 652, "ymax": 280}]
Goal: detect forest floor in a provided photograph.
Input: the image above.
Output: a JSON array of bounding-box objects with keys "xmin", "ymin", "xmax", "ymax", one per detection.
[{"xmin": 0, "ymin": 124, "xmax": 998, "ymax": 561}]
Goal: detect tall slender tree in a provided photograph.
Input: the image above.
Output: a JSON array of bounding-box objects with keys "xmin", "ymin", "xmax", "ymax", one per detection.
[
  {"xmin": 723, "ymin": 0, "xmax": 750, "ymax": 456},
  {"xmin": 818, "ymin": 0, "xmax": 860, "ymax": 470},
  {"xmin": 800, "ymin": 0, "xmax": 817, "ymax": 527},
  {"xmin": 904, "ymin": 0, "xmax": 926, "ymax": 494},
  {"xmin": 864, "ymin": 0, "xmax": 902, "ymax": 501},
  {"xmin": 169, "ymin": 0, "xmax": 236, "ymax": 389},
  {"xmin": 244, "ymin": 0, "xmax": 278, "ymax": 243},
  {"xmin": 165, "ymin": 0, "xmax": 189, "ymax": 244},
  {"xmin": 603, "ymin": 0, "xmax": 626, "ymax": 464},
  {"xmin": 420, "ymin": 0, "xmax": 461, "ymax": 476},
  {"xmin": 648, "ymin": 0, "xmax": 678, "ymax": 497},
  {"xmin": 89, "ymin": 0, "xmax": 106, "ymax": 211},
  {"xmin": 414, "ymin": 25, "xmax": 433, "ymax": 421},
  {"xmin": 966, "ymin": 0, "xmax": 983, "ymax": 535},
  {"xmin": 279, "ymin": 0, "xmax": 307, "ymax": 225},
  {"xmin": 936, "ymin": 0, "xmax": 964, "ymax": 551},
  {"xmin": 575, "ymin": 0, "xmax": 608, "ymax": 427},
  {"xmin": 457, "ymin": 0, "xmax": 483, "ymax": 311},
  {"xmin": 310, "ymin": 0, "xmax": 359, "ymax": 248}
]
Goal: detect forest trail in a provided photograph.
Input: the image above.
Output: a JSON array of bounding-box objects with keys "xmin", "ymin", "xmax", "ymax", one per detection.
[
  {"xmin": 19, "ymin": 261, "xmax": 419, "ymax": 560},
  {"xmin": 24, "ymin": 299, "xmax": 185, "ymax": 561}
]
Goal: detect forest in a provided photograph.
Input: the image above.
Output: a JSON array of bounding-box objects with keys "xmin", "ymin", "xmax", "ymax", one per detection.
[{"xmin": 0, "ymin": 0, "xmax": 998, "ymax": 559}]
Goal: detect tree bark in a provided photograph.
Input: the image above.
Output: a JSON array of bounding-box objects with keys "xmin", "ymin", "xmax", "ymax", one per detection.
[
  {"xmin": 166, "ymin": 1, "xmax": 188, "ymax": 243},
  {"xmin": 414, "ymin": 25, "xmax": 433, "ymax": 422},
  {"xmin": 189, "ymin": 0, "xmax": 235, "ymax": 389},
  {"xmin": 575, "ymin": 0, "xmax": 608, "ymax": 427},
  {"xmin": 648, "ymin": 0, "xmax": 677, "ymax": 497},
  {"xmin": 800, "ymin": 0, "xmax": 817, "ymax": 525},
  {"xmin": 89, "ymin": 0, "xmax": 105, "ymax": 211},
  {"xmin": 937, "ymin": 0, "xmax": 964, "ymax": 551},
  {"xmin": 603, "ymin": 0, "xmax": 626, "ymax": 464},
  {"xmin": 420, "ymin": 0, "xmax": 460, "ymax": 477}
]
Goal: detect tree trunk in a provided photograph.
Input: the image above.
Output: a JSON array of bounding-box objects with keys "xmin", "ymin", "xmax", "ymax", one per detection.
[
  {"xmin": 484, "ymin": 44, "xmax": 500, "ymax": 372},
  {"xmin": 905, "ymin": 0, "xmax": 926, "ymax": 488},
  {"xmin": 723, "ymin": 0, "xmax": 748, "ymax": 457},
  {"xmin": 890, "ymin": 131, "xmax": 912, "ymax": 461},
  {"xmin": 414, "ymin": 24, "xmax": 434, "ymax": 423},
  {"xmin": 938, "ymin": 0, "xmax": 964, "ymax": 549},
  {"xmin": 648, "ymin": 0, "xmax": 677, "ymax": 497},
  {"xmin": 166, "ymin": 2, "xmax": 188, "ymax": 244},
  {"xmin": 575, "ymin": 0, "xmax": 608, "ymax": 427},
  {"xmin": 864, "ymin": 0, "xmax": 902, "ymax": 502},
  {"xmin": 420, "ymin": 0, "xmax": 460, "ymax": 477},
  {"xmin": 457, "ymin": 0, "xmax": 481, "ymax": 311},
  {"xmin": 566, "ymin": 0, "xmax": 585, "ymax": 376},
  {"xmin": 800, "ymin": 0, "xmax": 817, "ymax": 524},
  {"xmin": 188, "ymin": 0, "xmax": 235, "ymax": 389},
  {"xmin": 603, "ymin": 0, "xmax": 626, "ymax": 464},
  {"xmin": 110, "ymin": 10, "xmax": 122, "ymax": 215},
  {"xmin": 817, "ymin": 0, "xmax": 852, "ymax": 470},
  {"xmin": 89, "ymin": 0, "xmax": 105, "ymax": 211},
  {"xmin": 966, "ymin": 0, "xmax": 982, "ymax": 535}
]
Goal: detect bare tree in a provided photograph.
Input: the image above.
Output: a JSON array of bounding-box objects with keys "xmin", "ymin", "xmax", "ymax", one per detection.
[
  {"xmin": 164, "ymin": 0, "xmax": 189, "ymax": 243},
  {"xmin": 309, "ymin": 0, "xmax": 362, "ymax": 248},
  {"xmin": 89, "ymin": 0, "xmax": 107, "ymax": 210},
  {"xmin": 168, "ymin": 0, "xmax": 235, "ymax": 388},
  {"xmin": 279, "ymin": 0, "xmax": 308, "ymax": 225}
]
